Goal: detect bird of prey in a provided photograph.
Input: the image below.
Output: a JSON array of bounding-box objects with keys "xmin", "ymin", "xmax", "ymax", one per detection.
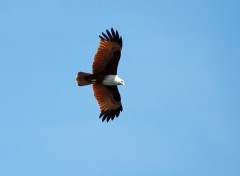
[{"xmin": 76, "ymin": 28, "xmax": 124, "ymax": 122}]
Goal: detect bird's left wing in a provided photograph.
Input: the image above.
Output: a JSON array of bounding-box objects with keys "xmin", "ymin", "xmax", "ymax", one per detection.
[
  {"xmin": 92, "ymin": 84, "xmax": 123, "ymax": 122},
  {"xmin": 92, "ymin": 28, "xmax": 122, "ymax": 75}
]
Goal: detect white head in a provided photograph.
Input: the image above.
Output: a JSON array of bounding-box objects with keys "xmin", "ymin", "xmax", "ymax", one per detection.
[{"xmin": 115, "ymin": 75, "xmax": 125, "ymax": 85}]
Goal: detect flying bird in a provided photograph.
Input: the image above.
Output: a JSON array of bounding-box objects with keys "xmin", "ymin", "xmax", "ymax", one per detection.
[{"xmin": 76, "ymin": 28, "xmax": 124, "ymax": 122}]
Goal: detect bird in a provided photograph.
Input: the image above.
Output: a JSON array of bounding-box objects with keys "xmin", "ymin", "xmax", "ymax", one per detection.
[{"xmin": 76, "ymin": 28, "xmax": 124, "ymax": 122}]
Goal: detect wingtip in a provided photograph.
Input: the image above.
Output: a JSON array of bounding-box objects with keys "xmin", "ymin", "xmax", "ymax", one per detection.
[
  {"xmin": 103, "ymin": 32, "xmax": 110, "ymax": 39},
  {"xmin": 115, "ymin": 30, "xmax": 119, "ymax": 38},
  {"xmin": 99, "ymin": 112, "xmax": 104, "ymax": 118},
  {"xmin": 106, "ymin": 29, "xmax": 112, "ymax": 39},
  {"xmin": 99, "ymin": 35, "xmax": 104, "ymax": 40}
]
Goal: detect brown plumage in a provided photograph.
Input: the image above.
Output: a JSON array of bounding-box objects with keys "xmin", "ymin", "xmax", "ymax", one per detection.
[{"xmin": 76, "ymin": 28, "xmax": 124, "ymax": 122}]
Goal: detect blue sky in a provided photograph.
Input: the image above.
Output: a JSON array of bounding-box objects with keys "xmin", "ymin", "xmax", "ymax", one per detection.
[{"xmin": 0, "ymin": 0, "xmax": 240, "ymax": 175}]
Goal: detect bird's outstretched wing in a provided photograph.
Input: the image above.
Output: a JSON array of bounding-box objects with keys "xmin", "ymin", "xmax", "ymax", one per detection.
[
  {"xmin": 93, "ymin": 84, "xmax": 123, "ymax": 122},
  {"xmin": 92, "ymin": 28, "xmax": 122, "ymax": 75}
]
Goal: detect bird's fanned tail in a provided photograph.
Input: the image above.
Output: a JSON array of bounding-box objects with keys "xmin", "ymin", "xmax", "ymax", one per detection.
[{"xmin": 76, "ymin": 72, "xmax": 92, "ymax": 86}]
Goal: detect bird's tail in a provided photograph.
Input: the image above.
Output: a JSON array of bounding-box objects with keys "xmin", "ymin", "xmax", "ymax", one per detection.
[{"xmin": 76, "ymin": 72, "xmax": 93, "ymax": 86}]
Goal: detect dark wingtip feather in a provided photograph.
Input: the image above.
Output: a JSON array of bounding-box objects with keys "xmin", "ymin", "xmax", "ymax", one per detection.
[
  {"xmin": 115, "ymin": 30, "xmax": 119, "ymax": 38},
  {"xmin": 99, "ymin": 105, "xmax": 123, "ymax": 122},
  {"xmin": 119, "ymin": 37, "xmax": 122, "ymax": 47},
  {"xmin": 102, "ymin": 114, "xmax": 107, "ymax": 122},
  {"xmin": 99, "ymin": 28, "xmax": 122, "ymax": 48},
  {"xmin": 110, "ymin": 115, "xmax": 115, "ymax": 120},
  {"xmin": 106, "ymin": 117, "xmax": 111, "ymax": 122},
  {"xmin": 102, "ymin": 32, "xmax": 109, "ymax": 40},
  {"xmin": 111, "ymin": 28, "xmax": 116, "ymax": 38},
  {"xmin": 116, "ymin": 111, "xmax": 120, "ymax": 117},
  {"xmin": 99, "ymin": 112, "xmax": 104, "ymax": 118},
  {"xmin": 106, "ymin": 30, "xmax": 112, "ymax": 39},
  {"xmin": 99, "ymin": 35, "xmax": 105, "ymax": 40}
]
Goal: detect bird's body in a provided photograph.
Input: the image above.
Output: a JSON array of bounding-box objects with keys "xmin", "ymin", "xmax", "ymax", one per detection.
[
  {"xmin": 77, "ymin": 72, "xmax": 124, "ymax": 86},
  {"xmin": 76, "ymin": 28, "xmax": 124, "ymax": 122}
]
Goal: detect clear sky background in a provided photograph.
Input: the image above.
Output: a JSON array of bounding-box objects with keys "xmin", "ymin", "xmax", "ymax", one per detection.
[{"xmin": 0, "ymin": 0, "xmax": 240, "ymax": 175}]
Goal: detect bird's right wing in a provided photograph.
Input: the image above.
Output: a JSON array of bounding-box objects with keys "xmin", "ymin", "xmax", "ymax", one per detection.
[{"xmin": 92, "ymin": 84, "xmax": 123, "ymax": 122}]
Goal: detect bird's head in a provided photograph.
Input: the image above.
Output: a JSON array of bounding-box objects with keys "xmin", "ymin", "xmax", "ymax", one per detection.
[
  {"xmin": 119, "ymin": 79, "xmax": 125, "ymax": 86},
  {"xmin": 115, "ymin": 75, "xmax": 125, "ymax": 86}
]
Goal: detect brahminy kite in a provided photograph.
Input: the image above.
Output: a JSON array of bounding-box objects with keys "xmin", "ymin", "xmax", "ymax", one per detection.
[{"xmin": 76, "ymin": 28, "xmax": 124, "ymax": 122}]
